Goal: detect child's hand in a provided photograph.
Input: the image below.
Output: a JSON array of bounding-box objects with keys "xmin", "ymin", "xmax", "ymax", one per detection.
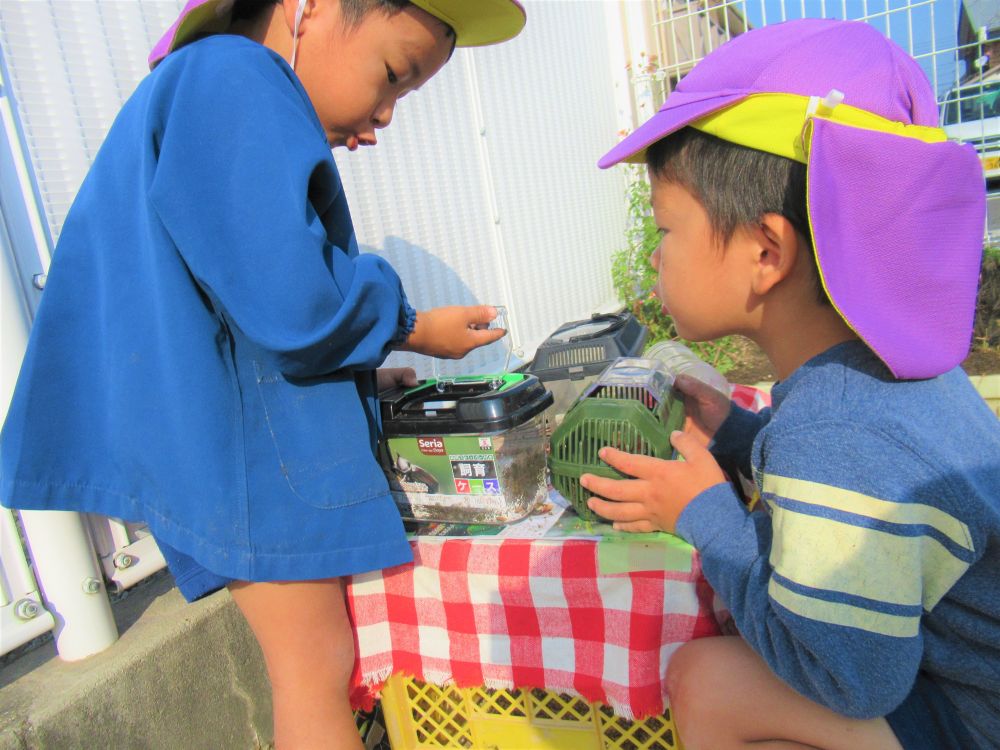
[
  {"xmin": 398, "ymin": 306, "xmax": 506, "ymax": 359},
  {"xmin": 675, "ymin": 373, "xmax": 732, "ymax": 447},
  {"xmin": 581, "ymin": 431, "xmax": 727, "ymax": 533},
  {"xmin": 376, "ymin": 367, "xmax": 418, "ymax": 392}
]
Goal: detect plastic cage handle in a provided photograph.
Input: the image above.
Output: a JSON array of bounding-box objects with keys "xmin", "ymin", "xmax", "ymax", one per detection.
[{"xmin": 565, "ymin": 312, "xmax": 629, "ymax": 343}]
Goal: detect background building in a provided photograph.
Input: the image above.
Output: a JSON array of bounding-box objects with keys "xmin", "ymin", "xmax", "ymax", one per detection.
[{"xmin": 959, "ymin": 0, "xmax": 1000, "ymax": 80}]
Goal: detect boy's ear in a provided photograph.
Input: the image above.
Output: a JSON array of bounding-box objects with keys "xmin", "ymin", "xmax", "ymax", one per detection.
[
  {"xmin": 748, "ymin": 213, "xmax": 802, "ymax": 297},
  {"xmin": 283, "ymin": 0, "xmax": 312, "ymax": 32}
]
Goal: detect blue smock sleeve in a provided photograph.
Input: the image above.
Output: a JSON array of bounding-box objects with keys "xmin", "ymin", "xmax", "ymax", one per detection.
[{"xmin": 147, "ymin": 46, "xmax": 415, "ymax": 377}]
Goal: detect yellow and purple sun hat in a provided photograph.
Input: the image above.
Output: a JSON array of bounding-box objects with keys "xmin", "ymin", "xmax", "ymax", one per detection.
[
  {"xmin": 600, "ymin": 18, "xmax": 986, "ymax": 380},
  {"xmin": 148, "ymin": 0, "xmax": 526, "ymax": 68}
]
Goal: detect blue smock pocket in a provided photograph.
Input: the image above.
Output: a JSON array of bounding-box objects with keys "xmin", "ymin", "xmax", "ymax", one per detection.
[{"xmin": 252, "ymin": 361, "xmax": 388, "ymax": 509}]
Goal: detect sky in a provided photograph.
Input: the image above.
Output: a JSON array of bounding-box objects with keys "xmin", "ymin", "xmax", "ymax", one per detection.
[{"xmin": 741, "ymin": 0, "xmax": 967, "ymax": 97}]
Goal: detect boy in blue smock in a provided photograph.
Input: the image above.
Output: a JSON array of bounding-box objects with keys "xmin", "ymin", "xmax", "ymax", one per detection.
[
  {"xmin": 0, "ymin": 0, "xmax": 525, "ymax": 746},
  {"xmin": 586, "ymin": 18, "xmax": 1000, "ymax": 750}
]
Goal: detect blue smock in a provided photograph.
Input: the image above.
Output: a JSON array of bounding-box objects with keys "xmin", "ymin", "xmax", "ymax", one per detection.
[{"xmin": 0, "ymin": 35, "xmax": 416, "ymax": 581}]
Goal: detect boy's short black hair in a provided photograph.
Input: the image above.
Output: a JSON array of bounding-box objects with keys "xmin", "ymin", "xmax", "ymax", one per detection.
[
  {"xmin": 646, "ymin": 128, "xmax": 829, "ymax": 304},
  {"xmin": 233, "ymin": 0, "xmax": 411, "ymax": 22},
  {"xmin": 232, "ymin": 0, "xmax": 283, "ymax": 22},
  {"xmin": 339, "ymin": 0, "xmax": 414, "ymax": 25},
  {"xmin": 233, "ymin": 0, "xmax": 456, "ymax": 48},
  {"xmin": 341, "ymin": 0, "xmax": 458, "ymax": 56}
]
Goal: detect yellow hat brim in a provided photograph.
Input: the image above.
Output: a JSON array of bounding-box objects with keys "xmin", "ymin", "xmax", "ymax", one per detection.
[{"xmin": 410, "ymin": 0, "xmax": 526, "ymax": 47}]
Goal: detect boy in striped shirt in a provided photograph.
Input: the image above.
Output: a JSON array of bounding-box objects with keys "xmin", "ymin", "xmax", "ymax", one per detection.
[{"xmin": 585, "ymin": 18, "xmax": 999, "ymax": 750}]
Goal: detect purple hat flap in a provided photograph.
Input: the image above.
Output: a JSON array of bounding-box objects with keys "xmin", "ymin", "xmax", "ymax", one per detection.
[
  {"xmin": 149, "ymin": 0, "xmax": 233, "ymax": 69},
  {"xmin": 807, "ymin": 117, "xmax": 986, "ymax": 379}
]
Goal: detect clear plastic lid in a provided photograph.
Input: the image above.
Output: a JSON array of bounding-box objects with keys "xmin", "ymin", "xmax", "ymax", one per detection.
[
  {"xmin": 643, "ymin": 341, "xmax": 730, "ymax": 396},
  {"xmin": 432, "ymin": 306, "xmax": 512, "ymax": 392},
  {"xmin": 582, "ymin": 357, "xmax": 675, "ymax": 403}
]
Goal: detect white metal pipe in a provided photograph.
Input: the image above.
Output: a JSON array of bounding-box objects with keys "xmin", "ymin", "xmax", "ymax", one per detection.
[
  {"xmin": 0, "ymin": 508, "xmax": 56, "ymax": 655},
  {"xmin": 18, "ymin": 510, "xmax": 118, "ymax": 660},
  {"xmin": 604, "ymin": 2, "xmax": 640, "ymax": 145},
  {"xmin": 624, "ymin": 1, "xmax": 658, "ymax": 121},
  {"xmin": 0, "ymin": 80, "xmax": 51, "ymax": 276},
  {"xmin": 2, "ymin": 25, "xmax": 118, "ymax": 662}
]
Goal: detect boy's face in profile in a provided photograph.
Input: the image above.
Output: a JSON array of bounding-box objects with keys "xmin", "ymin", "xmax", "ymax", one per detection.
[
  {"xmin": 294, "ymin": 1, "xmax": 453, "ymax": 149},
  {"xmin": 648, "ymin": 172, "xmax": 750, "ymax": 342}
]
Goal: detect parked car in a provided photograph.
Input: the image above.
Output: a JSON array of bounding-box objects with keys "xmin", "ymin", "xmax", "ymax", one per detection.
[{"xmin": 941, "ymin": 78, "xmax": 1000, "ymax": 183}]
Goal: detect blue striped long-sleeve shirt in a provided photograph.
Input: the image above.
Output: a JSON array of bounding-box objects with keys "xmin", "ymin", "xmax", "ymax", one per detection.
[{"xmin": 676, "ymin": 341, "xmax": 1000, "ymax": 747}]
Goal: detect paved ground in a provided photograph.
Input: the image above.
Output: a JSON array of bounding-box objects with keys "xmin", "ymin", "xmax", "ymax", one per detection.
[
  {"xmin": 0, "ymin": 570, "xmax": 394, "ymax": 749},
  {"xmin": 0, "ymin": 573, "xmax": 274, "ymax": 749}
]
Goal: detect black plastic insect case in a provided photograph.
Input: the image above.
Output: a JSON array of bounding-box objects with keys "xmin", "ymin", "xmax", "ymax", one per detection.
[
  {"xmin": 525, "ymin": 311, "xmax": 648, "ymax": 425},
  {"xmin": 379, "ymin": 374, "xmax": 553, "ymax": 525}
]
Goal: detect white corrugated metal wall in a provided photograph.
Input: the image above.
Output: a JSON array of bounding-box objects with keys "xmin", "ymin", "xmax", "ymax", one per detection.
[{"xmin": 0, "ymin": 0, "xmax": 630, "ymax": 380}]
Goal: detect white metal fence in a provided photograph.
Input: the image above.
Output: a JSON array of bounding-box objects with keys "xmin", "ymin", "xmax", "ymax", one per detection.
[
  {"xmin": 0, "ymin": 0, "xmax": 992, "ymax": 662},
  {"xmin": 627, "ymin": 0, "xmax": 998, "ymax": 181}
]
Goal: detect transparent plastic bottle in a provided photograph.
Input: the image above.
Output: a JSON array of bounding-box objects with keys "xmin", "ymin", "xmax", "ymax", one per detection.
[{"xmin": 644, "ymin": 340, "xmax": 730, "ymax": 397}]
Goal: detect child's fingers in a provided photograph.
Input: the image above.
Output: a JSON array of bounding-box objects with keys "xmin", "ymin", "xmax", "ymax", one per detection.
[
  {"xmin": 585, "ymin": 495, "xmax": 647, "ymax": 522},
  {"xmin": 469, "ymin": 327, "xmax": 506, "ymax": 347},
  {"xmin": 400, "ymin": 367, "xmax": 418, "ymax": 387},
  {"xmin": 467, "ymin": 305, "xmax": 499, "ymax": 327},
  {"xmin": 612, "ymin": 520, "xmax": 658, "ymax": 534},
  {"xmin": 682, "ymin": 414, "xmax": 713, "ymax": 447},
  {"xmin": 597, "ymin": 446, "xmax": 669, "ymax": 479},
  {"xmin": 674, "ymin": 373, "xmax": 711, "ymax": 397},
  {"xmin": 440, "ymin": 327, "xmax": 506, "ymax": 358},
  {"xmin": 579, "ymin": 472, "xmax": 647, "ymax": 503},
  {"xmin": 675, "ymin": 373, "xmax": 728, "ymax": 405},
  {"xmin": 669, "ymin": 430, "xmax": 712, "ymax": 462},
  {"xmin": 376, "ymin": 367, "xmax": 418, "ymax": 391}
]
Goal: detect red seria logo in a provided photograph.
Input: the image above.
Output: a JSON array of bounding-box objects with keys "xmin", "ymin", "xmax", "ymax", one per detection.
[{"xmin": 417, "ymin": 437, "xmax": 446, "ymax": 455}]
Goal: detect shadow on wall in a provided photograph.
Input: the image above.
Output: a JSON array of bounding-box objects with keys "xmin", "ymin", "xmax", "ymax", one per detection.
[{"xmin": 364, "ymin": 237, "xmax": 518, "ymax": 379}]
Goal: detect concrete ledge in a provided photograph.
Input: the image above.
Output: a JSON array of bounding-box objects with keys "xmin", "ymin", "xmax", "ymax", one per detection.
[{"xmin": 0, "ymin": 573, "xmax": 273, "ymax": 749}]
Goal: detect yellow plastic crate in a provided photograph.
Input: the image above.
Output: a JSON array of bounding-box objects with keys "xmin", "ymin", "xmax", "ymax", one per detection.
[{"xmin": 379, "ymin": 675, "xmax": 683, "ymax": 750}]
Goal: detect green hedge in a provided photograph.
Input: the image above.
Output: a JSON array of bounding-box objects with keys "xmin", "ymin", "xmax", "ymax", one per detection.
[{"xmin": 976, "ymin": 245, "xmax": 1000, "ymax": 350}]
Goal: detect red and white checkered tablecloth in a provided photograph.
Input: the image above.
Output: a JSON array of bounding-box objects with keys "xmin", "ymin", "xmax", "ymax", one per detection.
[
  {"xmin": 346, "ymin": 384, "xmax": 768, "ymax": 719},
  {"xmin": 347, "ymin": 538, "xmax": 723, "ymax": 719},
  {"xmin": 730, "ymin": 382, "xmax": 771, "ymax": 412}
]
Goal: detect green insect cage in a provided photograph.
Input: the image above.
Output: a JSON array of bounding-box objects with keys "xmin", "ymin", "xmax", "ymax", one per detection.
[{"xmin": 548, "ymin": 357, "xmax": 686, "ymax": 522}]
